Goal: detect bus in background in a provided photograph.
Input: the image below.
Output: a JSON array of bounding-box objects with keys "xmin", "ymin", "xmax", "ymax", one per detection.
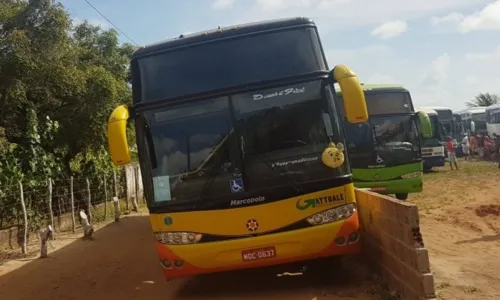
[
  {"xmin": 486, "ymin": 105, "xmax": 500, "ymax": 138},
  {"xmin": 458, "ymin": 107, "xmax": 488, "ymax": 135},
  {"xmin": 422, "ymin": 107, "xmax": 455, "ymax": 158},
  {"xmin": 427, "ymin": 107, "xmax": 455, "ymax": 139},
  {"xmin": 336, "ymin": 84, "xmax": 432, "ymax": 201},
  {"xmin": 453, "ymin": 113, "xmax": 465, "ymax": 140},
  {"xmin": 453, "ymin": 112, "xmax": 466, "ymax": 156},
  {"xmin": 107, "ymin": 17, "xmax": 369, "ymax": 281},
  {"xmin": 416, "ymin": 107, "xmax": 445, "ymax": 171}
]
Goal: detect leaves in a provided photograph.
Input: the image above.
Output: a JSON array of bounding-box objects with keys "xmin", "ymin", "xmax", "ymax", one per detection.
[
  {"xmin": 466, "ymin": 93, "xmax": 500, "ymax": 108},
  {"xmin": 0, "ymin": 0, "xmax": 137, "ymax": 227}
]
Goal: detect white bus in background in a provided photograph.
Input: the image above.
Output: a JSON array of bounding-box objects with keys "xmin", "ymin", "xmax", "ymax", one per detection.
[
  {"xmin": 457, "ymin": 107, "xmax": 488, "ymax": 135},
  {"xmin": 486, "ymin": 105, "xmax": 500, "ymax": 137},
  {"xmin": 416, "ymin": 107, "xmax": 445, "ymax": 171}
]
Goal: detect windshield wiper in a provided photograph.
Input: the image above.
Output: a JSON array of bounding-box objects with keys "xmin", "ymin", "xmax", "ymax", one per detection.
[{"xmin": 189, "ymin": 133, "xmax": 233, "ymax": 210}]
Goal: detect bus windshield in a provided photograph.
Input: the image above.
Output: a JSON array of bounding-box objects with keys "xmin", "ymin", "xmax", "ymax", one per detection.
[
  {"xmin": 422, "ymin": 115, "xmax": 445, "ymax": 146},
  {"xmin": 345, "ymin": 115, "xmax": 420, "ymax": 168},
  {"xmin": 136, "ymin": 27, "xmax": 326, "ymax": 102},
  {"xmin": 143, "ymin": 79, "xmax": 347, "ymax": 204}
]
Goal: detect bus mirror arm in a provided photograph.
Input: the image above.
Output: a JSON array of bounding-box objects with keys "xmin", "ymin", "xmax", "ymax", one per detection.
[
  {"xmin": 107, "ymin": 105, "xmax": 132, "ymax": 166},
  {"xmin": 332, "ymin": 64, "xmax": 368, "ymax": 124}
]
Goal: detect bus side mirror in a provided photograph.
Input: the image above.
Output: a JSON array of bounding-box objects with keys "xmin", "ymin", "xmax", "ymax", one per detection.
[
  {"xmin": 332, "ymin": 65, "xmax": 368, "ymax": 124},
  {"xmin": 107, "ymin": 105, "xmax": 131, "ymax": 165},
  {"xmin": 416, "ymin": 111, "xmax": 433, "ymax": 138}
]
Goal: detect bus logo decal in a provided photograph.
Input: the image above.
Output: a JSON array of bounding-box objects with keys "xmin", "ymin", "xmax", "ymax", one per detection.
[
  {"xmin": 296, "ymin": 194, "xmax": 345, "ymax": 210},
  {"xmin": 229, "ymin": 178, "xmax": 244, "ymax": 193},
  {"xmin": 164, "ymin": 216, "xmax": 173, "ymax": 226},
  {"xmin": 246, "ymin": 219, "xmax": 259, "ymax": 232}
]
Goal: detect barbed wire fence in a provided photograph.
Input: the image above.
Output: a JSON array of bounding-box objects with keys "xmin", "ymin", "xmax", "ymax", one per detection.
[{"xmin": 0, "ymin": 164, "xmax": 144, "ymax": 257}]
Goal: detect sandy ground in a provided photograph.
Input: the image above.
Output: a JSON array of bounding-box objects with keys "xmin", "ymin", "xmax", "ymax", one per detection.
[
  {"xmin": 0, "ymin": 214, "xmax": 382, "ymax": 300},
  {"xmin": 0, "ymin": 159, "xmax": 498, "ymax": 300},
  {"xmin": 411, "ymin": 159, "xmax": 500, "ymax": 300}
]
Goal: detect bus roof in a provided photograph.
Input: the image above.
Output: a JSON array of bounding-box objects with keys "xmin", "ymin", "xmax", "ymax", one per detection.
[
  {"xmin": 335, "ymin": 83, "xmax": 408, "ymax": 94},
  {"xmin": 420, "ymin": 106, "xmax": 452, "ymax": 112},
  {"xmin": 133, "ymin": 17, "xmax": 316, "ymax": 59},
  {"xmin": 361, "ymin": 84, "xmax": 408, "ymax": 92},
  {"xmin": 456, "ymin": 107, "xmax": 488, "ymax": 115},
  {"xmin": 485, "ymin": 104, "xmax": 500, "ymax": 112},
  {"xmin": 416, "ymin": 107, "xmax": 438, "ymax": 116}
]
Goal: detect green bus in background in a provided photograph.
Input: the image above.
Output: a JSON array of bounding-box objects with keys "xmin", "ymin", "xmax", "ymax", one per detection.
[{"xmin": 336, "ymin": 84, "xmax": 432, "ymax": 200}]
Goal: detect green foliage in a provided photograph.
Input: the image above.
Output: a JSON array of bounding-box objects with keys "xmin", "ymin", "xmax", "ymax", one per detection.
[
  {"xmin": 0, "ymin": 0, "xmax": 138, "ymax": 229},
  {"xmin": 466, "ymin": 93, "xmax": 500, "ymax": 108}
]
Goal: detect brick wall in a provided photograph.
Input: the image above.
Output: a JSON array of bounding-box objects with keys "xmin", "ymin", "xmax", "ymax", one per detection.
[{"xmin": 355, "ymin": 189, "xmax": 436, "ymax": 300}]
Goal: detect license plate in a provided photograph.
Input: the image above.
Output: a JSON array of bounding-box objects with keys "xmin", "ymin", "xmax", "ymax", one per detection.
[
  {"xmin": 371, "ymin": 186, "xmax": 387, "ymax": 191},
  {"xmin": 241, "ymin": 246, "xmax": 276, "ymax": 262}
]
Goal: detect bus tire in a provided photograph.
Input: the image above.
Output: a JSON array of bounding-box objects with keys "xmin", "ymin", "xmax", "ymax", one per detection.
[{"xmin": 395, "ymin": 193, "xmax": 408, "ymax": 201}]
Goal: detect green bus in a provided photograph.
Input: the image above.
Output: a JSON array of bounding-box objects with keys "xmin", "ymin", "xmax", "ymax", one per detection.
[{"xmin": 336, "ymin": 84, "xmax": 432, "ymax": 200}]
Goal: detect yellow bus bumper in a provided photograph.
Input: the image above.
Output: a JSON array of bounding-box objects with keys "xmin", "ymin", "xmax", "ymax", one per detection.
[{"xmin": 155, "ymin": 211, "xmax": 360, "ymax": 280}]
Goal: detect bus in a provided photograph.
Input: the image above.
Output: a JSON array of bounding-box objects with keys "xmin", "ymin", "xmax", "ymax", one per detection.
[
  {"xmin": 416, "ymin": 107, "xmax": 445, "ymax": 171},
  {"xmin": 107, "ymin": 17, "xmax": 369, "ymax": 280},
  {"xmin": 453, "ymin": 112, "xmax": 466, "ymax": 156},
  {"xmin": 453, "ymin": 113, "xmax": 465, "ymax": 141},
  {"xmin": 457, "ymin": 107, "xmax": 488, "ymax": 135},
  {"xmin": 486, "ymin": 105, "xmax": 500, "ymax": 138},
  {"xmin": 427, "ymin": 107, "xmax": 455, "ymax": 139},
  {"xmin": 422, "ymin": 107, "xmax": 455, "ymax": 158},
  {"xmin": 336, "ymin": 84, "xmax": 432, "ymax": 201}
]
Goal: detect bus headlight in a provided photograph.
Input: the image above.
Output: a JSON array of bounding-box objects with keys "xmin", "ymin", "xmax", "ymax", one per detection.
[
  {"xmin": 154, "ymin": 232, "xmax": 203, "ymax": 245},
  {"xmin": 306, "ymin": 203, "xmax": 356, "ymax": 226},
  {"xmin": 401, "ymin": 171, "xmax": 422, "ymax": 179}
]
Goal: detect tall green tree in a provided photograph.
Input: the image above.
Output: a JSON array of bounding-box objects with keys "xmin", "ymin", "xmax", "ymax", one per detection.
[
  {"xmin": 466, "ymin": 93, "xmax": 500, "ymax": 107},
  {"xmin": 0, "ymin": 0, "xmax": 138, "ymax": 226}
]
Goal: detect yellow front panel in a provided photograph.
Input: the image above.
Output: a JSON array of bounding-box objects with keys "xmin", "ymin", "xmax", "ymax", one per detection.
[
  {"xmin": 151, "ymin": 184, "xmax": 358, "ymax": 271},
  {"xmin": 150, "ymin": 184, "xmax": 353, "ymax": 234}
]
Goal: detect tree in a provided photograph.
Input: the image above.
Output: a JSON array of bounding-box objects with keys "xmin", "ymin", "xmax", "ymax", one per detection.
[
  {"xmin": 466, "ymin": 93, "xmax": 500, "ymax": 107},
  {"xmin": 0, "ymin": 0, "xmax": 138, "ymax": 228}
]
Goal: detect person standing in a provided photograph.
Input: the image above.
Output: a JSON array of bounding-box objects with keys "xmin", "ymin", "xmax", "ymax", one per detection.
[
  {"xmin": 461, "ymin": 134, "xmax": 470, "ymax": 160},
  {"xmin": 469, "ymin": 133, "xmax": 477, "ymax": 158},
  {"xmin": 446, "ymin": 136, "xmax": 459, "ymax": 170}
]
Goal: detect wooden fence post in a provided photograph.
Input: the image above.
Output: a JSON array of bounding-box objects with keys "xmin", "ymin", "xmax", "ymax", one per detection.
[
  {"xmin": 39, "ymin": 225, "xmax": 53, "ymax": 258},
  {"xmin": 19, "ymin": 181, "xmax": 28, "ymax": 255},
  {"xmin": 70, "ymin": 176, "xmax": 76, "ymax": 233},
  {"xmin": 103, "ymin": 175, "xmax": 108, "ymax": 220},
  {"xmin": 47, "ymin": 178, "xmax": 55, "ymax": 240},
  {"xmin": 86, "ymin": 178, "xmax": 92, "ymax": 222},
  {"xmin": 79, "ymin": 210, "xmax": 94, "ymax": 239},
  {"xmin": 113, "ymin": 196, "xmax": 120, "ymax": 222},
  {"xmin": 113, "ymin": 170, "xmax": 118, "ymax": 198}
]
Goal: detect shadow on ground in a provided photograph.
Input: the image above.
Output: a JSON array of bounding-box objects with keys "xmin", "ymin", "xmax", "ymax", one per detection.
[{"xmin": 0, "ymin": 216, "xmax": 375, "ymax": 300}]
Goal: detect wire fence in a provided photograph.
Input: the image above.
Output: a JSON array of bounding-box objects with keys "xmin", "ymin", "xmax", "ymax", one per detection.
[{"xmin": 0, "ymin": 165, "xmax": 143, "ymax": 254}]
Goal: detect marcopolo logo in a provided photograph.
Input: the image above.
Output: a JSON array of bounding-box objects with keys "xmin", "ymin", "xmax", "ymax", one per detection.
[
  {"xmin": 296, "ymin": 194, "xmax": 345, "ymax": 210},
  {"xmin": 230, "ymin": 196, "xmax": 266, "ymax": 207}
]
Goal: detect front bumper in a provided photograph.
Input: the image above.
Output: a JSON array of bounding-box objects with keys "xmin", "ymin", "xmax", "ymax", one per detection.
[{"xmin": 155, "ymin": 212, "xmax": 361, "ymax": 280}]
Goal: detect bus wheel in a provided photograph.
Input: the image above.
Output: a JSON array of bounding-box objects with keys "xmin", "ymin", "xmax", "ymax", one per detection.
[{"xmin": 395, "ymin": 193, "xmax": 408, "ymax": 200}]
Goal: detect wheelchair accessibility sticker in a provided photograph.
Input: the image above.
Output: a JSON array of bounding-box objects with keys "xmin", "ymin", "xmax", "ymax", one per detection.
[{"xmin": 229, "ymin": 178, "xmax": 244, "ymax": 193}]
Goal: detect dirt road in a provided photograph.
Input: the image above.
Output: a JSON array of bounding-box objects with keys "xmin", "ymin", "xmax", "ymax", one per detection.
[
  {"xmin": 1, "ymin": 160, "xmax": 498, "ymax": 300},
  {"xmin": 0, "ymin": 215, "xmax": 382, "ymax": 300}
]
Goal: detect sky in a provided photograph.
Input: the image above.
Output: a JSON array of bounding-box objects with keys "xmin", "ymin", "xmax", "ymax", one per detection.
[{"xmin": 60, "ymin": 0, "xmax": 500, "ymax": 110}]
